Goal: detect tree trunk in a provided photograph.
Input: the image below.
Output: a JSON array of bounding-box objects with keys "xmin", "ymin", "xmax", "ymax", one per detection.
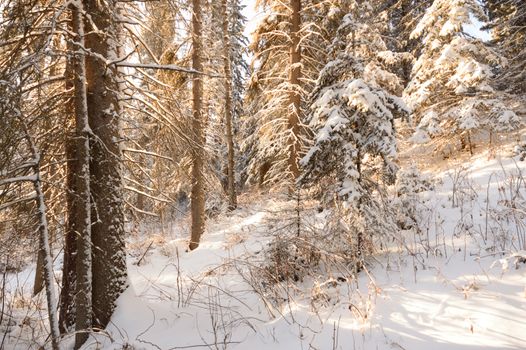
[
  {"xmin": 71, "ymin": 3, "xmax": 92, "ymax": 348},
  {"xmin": 59, "ymin": 17, "xmax": 78, "ymax": 334},
  {"xmin": 221, "ymin": 0, "xmax": 237, "ymax": 210},
  {"xmin": 189, "ymin": 0, "xmax": 206, "ymax": 250},
  {"xmin": 59, "ymin": 137, "xmax": 77, "ymax": 333},
  {"xmin": 33, "ymin": 166, "xmax": 61, "ymax": 350},
  {"xmin": 84, "ymin": 0, "xmax": 127, "ymax": 328},
  {"xmin": 467, "ymin": 131, "xmax": 473, "ymax": 156},
  {"xmin": 33, "ymin": 248, "xmax": 45, "ymax": 296},
  {"xmin": 288, "ymin": 0, "xmax": 301, "ymax": 181},
  {"xmin": 17, "ymin": 123, "xmax": 61, "ymax": 349}
]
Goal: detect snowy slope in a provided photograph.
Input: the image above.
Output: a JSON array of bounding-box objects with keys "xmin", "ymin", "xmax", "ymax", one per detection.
[
  {"xmin": 2, "ymin": 153, "xmax": 525, "ymax": 350},
  {"xmin": 87, "ymin": 153, "xmax": 526, "ymax": 350}
]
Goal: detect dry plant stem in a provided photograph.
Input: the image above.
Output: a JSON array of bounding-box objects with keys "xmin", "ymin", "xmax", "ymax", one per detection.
[
  {"xmin": 0, "ymin": 259, "xmax": 8, "ymax": 348},
  {"xmin": 484, "ymin": 174, "xmax": 493, "ymax": 243},
  {"xmin": 137, "ymin": 240, "xmax": 154, "ymax": 267},
  {"xmin": 176, "ymin": 247, "xmax": 183, "ymax": 307}
]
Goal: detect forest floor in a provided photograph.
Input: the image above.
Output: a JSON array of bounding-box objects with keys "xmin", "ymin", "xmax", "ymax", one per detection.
[{"xmin": 2, "ymin": 147, "xmax": 526, "ymax": 349}]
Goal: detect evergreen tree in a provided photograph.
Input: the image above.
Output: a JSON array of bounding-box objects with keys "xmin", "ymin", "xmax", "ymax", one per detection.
[
  {"xmin": 242, "ymin": 0, "xmax": 334, "ymax": 187},
  {"xmin": 484, "ymin": 0, "xmax": 526, "ymax": 94},
  {"xmin": 405, "ymin": 0, "xmax": 520, "ymax": 152},
  {"xmin": 379, "ymin": 0, "xmax": 432, "ymax": 84},
  {"xmin": 69, "ymin": 2, "xmax": 92, "ymax": 348},
  {"xmin": 484, "ymin": 0, "xmax": 525, "ymax": 157},
  {"xmin": 301, "ymin": 1, "xmax": 409, "ymax": 257},
  {"xmin": 219, "ymin": 0, "xmax": 247, "ymax": 209}
]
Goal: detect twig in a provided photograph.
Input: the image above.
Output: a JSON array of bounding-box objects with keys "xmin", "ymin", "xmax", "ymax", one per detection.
[{"xmin": 136, "ymin": 241, "xmax": 154, "ymax": 266}]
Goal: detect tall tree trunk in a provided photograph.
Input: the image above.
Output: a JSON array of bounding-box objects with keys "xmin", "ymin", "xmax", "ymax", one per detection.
[
  {"xmin": 59, "ymin": 16, "xmax": 79, "ymax": 334},
  {"xmin": 71, "ymin": 3, "xmax": 92, "ymax": 348},
  {"xmin": 288, "ymin": 0, "xmax": 301, "ymax": 181},
  {"xmin": 221, "ymin": 0, "xmax": 237, "ymax": 210},
  {"xmin": 84, "ymin": 0, "xmax": 127, "ymax": 328},
  {"xmin": 189, "ymin": 0, "xmax": 206, "ymax": 251},
  {"xmin": 59, "ymin": 137, "xmax": 77, "ymax": 333}
]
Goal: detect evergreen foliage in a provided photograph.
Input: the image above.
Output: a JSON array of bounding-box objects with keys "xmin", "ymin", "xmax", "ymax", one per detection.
[{"xmin": 405, "ymin": 0, "xmax": 520, "ymax": 148}]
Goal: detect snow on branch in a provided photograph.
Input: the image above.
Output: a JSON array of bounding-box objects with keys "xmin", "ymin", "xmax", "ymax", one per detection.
[{"xmin": 114, "ymin": 62, "xmax": 223, "ymax": 78}]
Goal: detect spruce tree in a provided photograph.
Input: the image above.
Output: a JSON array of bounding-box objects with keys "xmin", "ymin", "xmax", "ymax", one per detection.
[
  {"xmin": 484, "ymin": 0, "xmax": 525, "ymax": 156},
  {"xmin": 484, "ymin": 0, "xmax": 526, "ymax": 94},
  {"xmin": 301, "ymin": 0, "xmax": 409, "ymax": 258},
  {"xmin": 405, "ymin": 0, "xmax": 520, "ymax": 152}
]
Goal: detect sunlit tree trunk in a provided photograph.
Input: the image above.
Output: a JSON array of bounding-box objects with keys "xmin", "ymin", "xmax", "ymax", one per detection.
[
  {"xmin": 288, "ymin": 0, "xmax": 301, "ymax": 180},
  {"xmin": 189, "ymin": 0, "xmax": 206, "ymax": 250},
  {"xmin": 221, "ymin": 0, "xmax": 237, "ymax": 210}
]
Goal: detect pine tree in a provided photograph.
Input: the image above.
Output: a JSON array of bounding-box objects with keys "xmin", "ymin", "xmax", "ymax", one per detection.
[
  {"xmin": 60, "ymin": 14, "xmax": 80, "ymax": 334},
  {"xmin": 135, "ymin": 0, "xmax": 192, "ymax": 220},
  {"xmin": 220, "ymin": 0, "xmax": 244, "ymax": 209},
  {"xmin": 227, "ymin": 0, "xmax": 249, "ymax": 193},
  {"xmin": 0, "ymin": 1, "xmax": 68, "ymax": 347},
  {"xmin": 200, "ymin": 0, "xmax": 247, "ymax": 211},
  {"xmin": 484, "ymin": 0, "xmax": 525, "ymax": 156},
  {"xmin": 288, "ymin": 0, "xmax": 302, "ymax": 180},
  {"xmin": 378, "ymin": 0, "xmax": 432, "ymax": 84}
]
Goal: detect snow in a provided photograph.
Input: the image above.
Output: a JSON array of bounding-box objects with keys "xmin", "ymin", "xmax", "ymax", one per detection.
[
  {"xmin": 3, "ymin": 153, "xmax": 526, "ymax": 349},
  {"xmin": 98, "ymin": 154, "xmax": 526, "ymax": 349}
]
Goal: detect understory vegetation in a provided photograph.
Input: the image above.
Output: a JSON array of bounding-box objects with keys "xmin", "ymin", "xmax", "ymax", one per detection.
[{"xmin": 1, "ymin": 0, "xmax": 525, "ymax": 349}]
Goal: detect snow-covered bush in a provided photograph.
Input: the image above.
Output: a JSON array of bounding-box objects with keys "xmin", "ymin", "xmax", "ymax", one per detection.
[
  {"xmin": 392, "ymin": 165, "xmax": 434, "ymax": 231},
  {"xmin": 487, "ymin": 168, "xmax": 526, "ymax": 251},
  {"xmin": 263, "ymin": 236, "xmax": 320, "ymax": 283}
]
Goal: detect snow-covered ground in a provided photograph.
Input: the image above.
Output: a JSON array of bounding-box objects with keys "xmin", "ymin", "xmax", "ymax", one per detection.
[{"xmin": 2, "ymin": 151, "xmax": 526, "ymax": 349}]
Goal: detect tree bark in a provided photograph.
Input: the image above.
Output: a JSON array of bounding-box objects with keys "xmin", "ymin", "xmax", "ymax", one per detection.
[
  {"xmin": 59, "ymin": 16, "xmax": 78, "ymax": 334},
  {"xmin": 59, "ymin": 137, "xmax": 77, "ymax": 333},
  {"xmin": 189, "ymin": 0, "xmax": 206, "ymax": 250},
  {"xmin": 71, "ymin": 3, "xmax": 92, "ymax": 348},
  {"xmin": 18, "ymin": 123, "xmax": 61, "ymax": 349},
  {"xmin": 221, "ymin": 0, "xmax": 237, "ymax": 210},
  {"xmin": 33, "ymin": 248, "xmax": 45, "ymax": 296},
  {"xmin": 288, "ymin": 0, "xmax": 302, "ymax": 181},
  {"xmin": 84, "ymin": 0, "xmax": 127, "ymax": 328},
  {"xmin": 33, "ymin": 165, "xmax": 61, "ymax": 350}
]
